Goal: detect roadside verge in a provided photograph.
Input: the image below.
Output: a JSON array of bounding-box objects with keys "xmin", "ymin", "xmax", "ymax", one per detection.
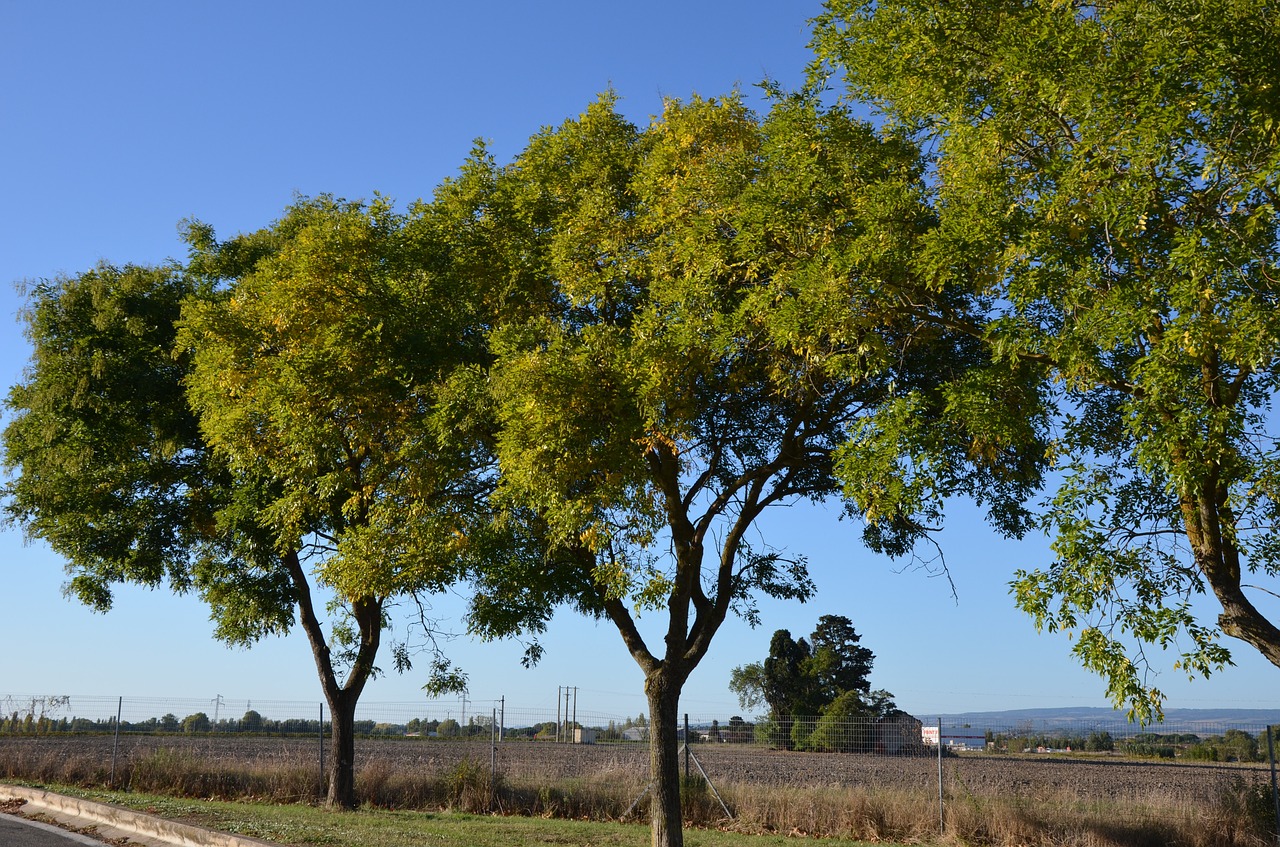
[{"xmin": 0, "ymin": 783, "xmax": 279, "ymax": 847}]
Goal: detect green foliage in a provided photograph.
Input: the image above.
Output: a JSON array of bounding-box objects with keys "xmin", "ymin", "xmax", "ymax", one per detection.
[
  {"xmin": 462, "ymin": 92, "xmax": 947, "ymax": 675},
  {"xmin": 723, "ymin": 716, "xmax": 754, "ymax": 744},
  {"xmin": 450, "ymin": 90, "xmax": 960, "ymax": 846},
  {"xmin": 808, "ymin": 614, "xmax": 875, "ymax": 703},
  {"xmin": 730, "ymin": 615, "xmax": 894, "ymax": 751},
  {"xmin": 181, "ymin": 712, "xmax": 211, "ymax": 734},
  {"xmin": 180, "ymin": 195, "xmax": 486, "ymax": 613},
  {"xmin": 763, "ymin": 630, "xmax": 814, "ymax": 725},
  {"xmin": 241, "ymin": 710, "xmax": 263, "ymax": 733},
  {"xmin": 3, "ymin": 264, "xmax": 238, "ymax": 610},
  {"xmin": 807, "ymin": 690, "xmax": 875, "ymax": 753},
  {"xmin": 813, "ymin": 0, "xmax": 1280, "ymax": 721},
  {"xmin": 2, "ymin": 195, "xmax": 506, "ymax": 808}
]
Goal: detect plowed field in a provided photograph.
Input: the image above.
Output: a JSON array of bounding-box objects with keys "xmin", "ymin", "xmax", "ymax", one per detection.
[{"xmin": 0, "ymin": 734, "xmax": 1270, "ymax": 804}]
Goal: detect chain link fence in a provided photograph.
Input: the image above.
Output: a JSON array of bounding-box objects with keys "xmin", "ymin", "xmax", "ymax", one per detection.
[{"xmin": 2, "ymin": 693, "xmax": 1278, "ymax": 843}]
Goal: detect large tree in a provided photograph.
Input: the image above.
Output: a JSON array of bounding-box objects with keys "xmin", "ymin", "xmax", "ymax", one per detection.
[
  {"xmin": 730, "ymin": 614, "xmax": 885, "ymax": 749},
  {"xmin": 178, "ymin": 195, "xmax": 493, "ymax": 804},
  {"xmin": 458, "ymin": 92, "xmax": 1032, "ymax": 847},
  {"xmin": 3, "ymin": 196, "xmax": 487, "ymax": 807},
  {"xmin": 813, "ymin": 0, "xmax": 1280, "ymax": 719},
  {"xmin": 761, "ymin": 629, "xmax": 814, "ymax": 749}
]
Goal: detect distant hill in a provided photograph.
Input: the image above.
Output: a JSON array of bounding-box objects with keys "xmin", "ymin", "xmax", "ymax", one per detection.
[{"xmin": 930, "ymin": 706, "xmax": 1280, "ymax": 733}]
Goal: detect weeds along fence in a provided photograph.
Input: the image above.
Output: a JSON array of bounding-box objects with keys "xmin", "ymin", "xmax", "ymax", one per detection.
[{"xmin": 2, "ymin": 693, "xmax": 1280, "ymax": 846}]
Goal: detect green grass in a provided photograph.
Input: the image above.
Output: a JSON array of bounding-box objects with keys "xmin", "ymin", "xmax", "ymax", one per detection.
[{"xmin": 25, "ymin": 784, "xmax": 890, "ymax": 847}]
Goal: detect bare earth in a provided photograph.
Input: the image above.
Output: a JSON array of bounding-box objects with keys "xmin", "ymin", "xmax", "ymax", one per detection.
[{"xmin": 0, "ymin": 735, "xmax": 1270, "ymax": 806}]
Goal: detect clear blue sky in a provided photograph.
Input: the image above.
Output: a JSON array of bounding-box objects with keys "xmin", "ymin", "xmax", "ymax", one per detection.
[{"xmin": 3, "ymin": 1, "xmax": 1278, "ymax": 725}]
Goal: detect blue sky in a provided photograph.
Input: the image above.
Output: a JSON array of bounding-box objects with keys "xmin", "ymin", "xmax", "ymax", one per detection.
[{"xmin": 3, "ymin": 1, "xmax": 1278, "ymax": 725}]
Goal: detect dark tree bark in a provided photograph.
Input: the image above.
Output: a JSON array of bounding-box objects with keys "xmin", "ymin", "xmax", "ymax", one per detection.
[
  {"xmin": 645, "ymin": 669, "xmax": 686, "ymax": 847},
  {"xmin": 285, "ymin": 550, "xmax": 383, "ymax": 809}
]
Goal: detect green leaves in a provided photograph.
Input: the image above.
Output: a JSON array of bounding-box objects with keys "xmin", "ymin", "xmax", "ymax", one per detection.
[
  {"xmin": 816, "ymin": 0, "xmax": 1280, "ymax": 716},
  {"xmin": 180, "ymin": 196, "xmax": 489, "ymax": 602},
  {"xmin": 730, "ymin": 616, "xmax": 890, "ymax": 749},
  {"xmin": 3, "ymin": 263, "xmax": 216, "ymax": 603},
  {"xmin": 457, "ymin": 92, "xmax": 972, "ymax": 742}
]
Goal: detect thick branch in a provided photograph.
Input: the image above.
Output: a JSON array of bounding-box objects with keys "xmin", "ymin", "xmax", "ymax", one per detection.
[
  {"xmin": 282, "ymin": 549, "xmax": 340, "ymax": 699},
  {"xmin": 603, "ymin": 594, "xmax": 659, "ymax": 675}
]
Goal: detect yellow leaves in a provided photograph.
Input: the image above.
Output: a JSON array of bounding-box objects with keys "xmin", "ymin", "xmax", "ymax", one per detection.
[
  {"xmin": 579, "ymin": 524, "xmax": 605, "ymax": 552},
  {"xmin": 1181, "ymin": 329, "xmax": 1200, "ymax": 357},
  {"xmin": 639, "ymin": 428, "xmax": 680, "ymax": 457}
]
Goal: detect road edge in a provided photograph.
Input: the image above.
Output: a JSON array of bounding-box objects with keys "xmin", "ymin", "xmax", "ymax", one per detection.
[{"xmin": 0, "ymin": 783, "xmax": 278, "ymax": 847}]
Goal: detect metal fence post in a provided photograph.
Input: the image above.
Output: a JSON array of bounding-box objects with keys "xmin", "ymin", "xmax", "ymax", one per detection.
[
  {"xmin": 109, "ymin": 696, "xmax": 122, "ymax": 789},
  {"xmin": 936, "ymin": 717, "xmax": 944, "ymax": 836},
  {"xmin": 1267, "ymin": 724, "xmax": 1279, "ymax": 846},
  {"xmin": 685, "ymin": 714, "xmax": 691, "ymax": 780},
  {"xmin": 319, "ymin": 702, "xmax": 325, "ymax": 793}
]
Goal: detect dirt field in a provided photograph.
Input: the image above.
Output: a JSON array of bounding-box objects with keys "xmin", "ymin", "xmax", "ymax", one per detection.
[{"xmin": 0, "ymin": 734, "xmax": 1270, "ymax": 805}]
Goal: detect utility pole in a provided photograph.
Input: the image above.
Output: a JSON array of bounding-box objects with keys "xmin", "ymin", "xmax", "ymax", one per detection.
[{"xmin": 460, "ymin": 692, "xmax": 470, "ymax": 731}]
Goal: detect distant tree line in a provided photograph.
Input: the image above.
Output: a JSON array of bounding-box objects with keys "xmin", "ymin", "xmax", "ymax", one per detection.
[
  {"xmin": 0, "ymin": 707, "xmax": 639, "ymax": 741},
  {"xmin": 0, "ymin": 708, "xmax": 329, "ymax": 736},
  {"xmin": 991, "ymin": 730, "xmax": 1116, "ymax": 754},
  {"xmin": 987, "ymin": 727, "xmax": 1280, "ymax": 762},
  {"xmin": 1125, "ymin": 729, "xmax": 1279, "ymax": 763}
]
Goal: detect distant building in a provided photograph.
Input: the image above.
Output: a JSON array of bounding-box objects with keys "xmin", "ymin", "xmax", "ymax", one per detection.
[
  {"xmin": 622, "ymin": 726, "xmax": 649, "ymax": 742},
  {"xmin": 876, "ymin": 713, "xmax": 925, "ymax": 755},
  {"xmin": 922, "ymin": 725, "xmax": 987, "ymax": 750}
]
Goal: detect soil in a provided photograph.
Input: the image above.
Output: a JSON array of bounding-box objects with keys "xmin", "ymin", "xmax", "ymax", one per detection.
[{"xmin": 0, "ymin": 734, "xmax": 1270, "ymax": 806}]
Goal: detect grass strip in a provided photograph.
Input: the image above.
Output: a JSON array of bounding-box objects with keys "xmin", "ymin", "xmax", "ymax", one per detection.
[{"xmin": 19, "ymin": 784, "xmax": 887, "ymax": 847}]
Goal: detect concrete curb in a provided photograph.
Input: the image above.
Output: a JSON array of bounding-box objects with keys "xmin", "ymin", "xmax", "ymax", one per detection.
[{"xmin": 0, "ymin": 784, "xmax": 278, "ymax": 847}]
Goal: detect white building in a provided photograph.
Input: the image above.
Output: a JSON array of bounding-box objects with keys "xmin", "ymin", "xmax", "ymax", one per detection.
[{"xmin": 921, "ymin": 726, "xmax": 987, "ymax": 750}]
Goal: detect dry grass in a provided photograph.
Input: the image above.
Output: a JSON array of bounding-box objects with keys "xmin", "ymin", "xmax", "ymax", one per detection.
[{"xmin": 0, "ymin": 736, "xmax": 1275, "ymax": 846}]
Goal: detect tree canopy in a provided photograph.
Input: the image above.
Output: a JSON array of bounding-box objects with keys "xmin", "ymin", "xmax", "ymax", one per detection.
[
  {"xmin": 2, "ymin": 196, "xmax": 494, "ymax": 807},
  {"xmin": 730, "ymin": 614, "xmax": 891, "ymax": 750},
  {"xmin": 445, "ymin": 89, "xmax": 1030, "ymax": 847},
  {"xmin": 813, "ymin": 0, "xmax": 1280, "ymax": 720}
]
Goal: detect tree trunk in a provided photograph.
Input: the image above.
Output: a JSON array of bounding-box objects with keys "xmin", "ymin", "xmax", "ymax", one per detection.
[
  {"xmin": 281, "ymin": 551, "xmax": 382, "ymax": 811},
  {"xmin": 1183, "ymin": 486, "xmax": 1280, "ymax": 670},
  {"xmin": 326, "ymin": 688, "xmax": 359, "ymax": 809},
  {"xmin": 645, "ymin": 669, "xmax": 684, "ymax": 847}
]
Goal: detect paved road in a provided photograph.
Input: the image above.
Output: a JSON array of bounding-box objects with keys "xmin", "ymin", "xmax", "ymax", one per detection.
[{"xmin": 0, "ymin": 813, "xmax": 105, "ymax": 846}]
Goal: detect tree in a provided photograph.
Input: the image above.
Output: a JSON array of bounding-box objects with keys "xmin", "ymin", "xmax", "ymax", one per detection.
[
  {"xmin": 458, "ymin": 92, "xmax": 1008, "ymax": 847},
  {"xmin": 178, "ymin": 195, "xmax": 494, "ymax": 803},
  {"xmin": 182, "ymin": 712, "xmax": 211, "ymax": 734},
  {"xmin": 2, "ymin": 197, "xmax": 490, "ymax": 808},
  {"xmin": 808, "ymin": 688, "xmax": 899, "ymax": 753},
  {"xmin": 241, "ymin": 710, "xmax": 263, "ymax": 733},
  {"xmin": 808, "ymin": 613, "xmax": 875, "ymax": 704},
  {"xmin": 731, "ymin": 615, "xmax": 887, "ymax": 749},
  {"xmin": 725, "ymin": 716, "xmax": 753, "ymax": 743},
  {"xmin": 813, "ymin": 0, "xmax": 1280, "ymax": 720},
  {"xmin": 762, "ymin": 630, "xmax": 813, "ymax": 749}
]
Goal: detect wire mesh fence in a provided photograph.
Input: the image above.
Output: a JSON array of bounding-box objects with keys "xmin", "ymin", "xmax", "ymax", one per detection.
[{"xmin": 2, "ymin": 693, "xmax": 1278, "ymax": 843}]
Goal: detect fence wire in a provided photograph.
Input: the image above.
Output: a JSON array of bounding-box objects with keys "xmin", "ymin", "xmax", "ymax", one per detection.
[{"xmin": 1, "ymin": 693, "xmax": 1277, "ymax": 839}]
